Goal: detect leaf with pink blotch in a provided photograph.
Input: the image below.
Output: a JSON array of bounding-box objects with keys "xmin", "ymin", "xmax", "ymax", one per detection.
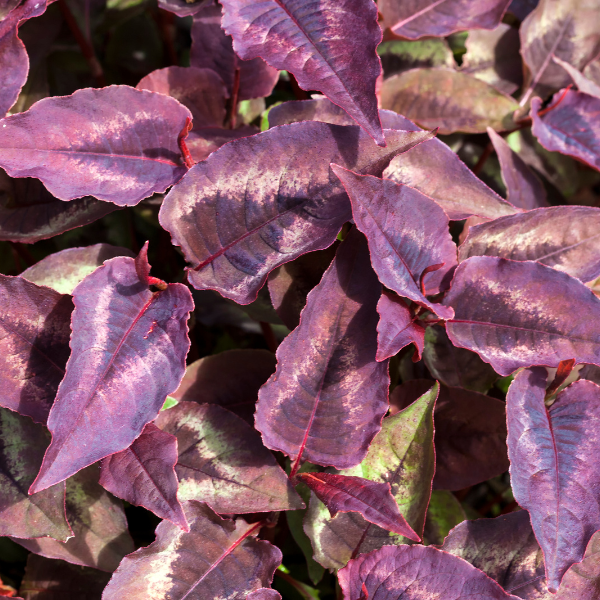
[
  {"xmin": 99, "ymin": 422, "xmax": 188, "ymax": 531},
  {"xmin": 443, "ymin": 256, "xmax": 600, "ymax": 376},
  {"xmin": 29, "ymin": 245, "xmax": 193, "ymax": 494},
  {"xmin": 190, "ymin": 3, "xmax": 278, "ymax": 101},
  {"xmin": 0, "ymin": 86, "xmax": 192, "ymax": 206},
  {"xmin": 507, "ymin": 369, "xmax": 600, "ymax": 591},
  {"xmin": 219, "ymin": 0, "xmax": 384, "ymax": 145},
  {"xmin": 331, "ymin": 165, "xmax": 455, "ymax": 319},
  {"xmin": 297, "ymin": 472, "xmax": 420, "ymax": 540},
  {"xmin": 102, "ymin": 502, "xmax": 281, "ymax": 600},
  {"xmin": 379, "ymin": 0, "xmax": 512, "ymax": 39},
  {"xmin": 256, "ymin": 228, "xmax": 388, "ymax": 472},
  {"xmin": 531, "ymin": 90, "xmax": 600, "ymax": 172},
  {"xmin": 0, "ymin": 274, "xmax": 72, "ymax": 424},
  {"xmin": 159, "ymin": 121, "xmax": 432, "ymax": 305},
  {"xmin": 338, "ymin": 544, "xmax": 521, "ymax": 600}
]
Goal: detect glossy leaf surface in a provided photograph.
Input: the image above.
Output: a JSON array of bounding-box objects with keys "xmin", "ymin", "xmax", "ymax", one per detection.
[
  {"xmin": 0, "ymin": 86, "xmax": 192, "ymax": 206},
  {"xmin": 444, "ymin": 256, "xmax": 600, "ymax": 376},
  {"xmin": 256, "ymin": 229, "xmax": 388, "ymax": 471},
  {"xmin": 160, "ymin": 121, "xmax": 432, "ymax": 305},
  {"xmin": 102, "ymin": 502, "xmax": 281, "ymax": 600},
  {"xmin": 220, "ymin": 0, "xmax": 384, "ymax": 145},
  {"xmin": 30, "ymin": 250, "xmax": 193, "ymax": 493}
]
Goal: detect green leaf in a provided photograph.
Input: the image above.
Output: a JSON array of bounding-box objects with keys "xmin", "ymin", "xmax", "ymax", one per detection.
[
  {"xmin": 422, "ymin": 490, "xmax": 467, "ymax": 546},
  {"xmin": 161, "ymin": 396, "xmax": 178, "ymax": 411},
  {"xmin": 378, "ymin": 39, "xmax": 455, "ymax": 78}
]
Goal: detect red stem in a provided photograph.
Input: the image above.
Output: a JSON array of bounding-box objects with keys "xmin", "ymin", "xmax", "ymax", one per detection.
[
  {"xmin": 178, "ymin": 117, "xmax": 195, "ymax": 169},
  {"xmin": 537, "ymin": 84, "xmax": 573, "ymax": 117},
  {"xmin": 472, "ymin": 142, "xmax": 494, "ymax": 176},
  {"xmin": 228, "ymin": 67, "xmax": 241, "ymax": 129}
]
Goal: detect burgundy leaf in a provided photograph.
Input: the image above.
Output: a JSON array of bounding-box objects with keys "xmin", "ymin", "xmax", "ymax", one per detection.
[
  {"xmin": 331, "ymin": 165, "xmax": 455, "ymax": 319},
  {"xmin": 157, "ymin": 0, "xmax": 212, "ymax": 17},
  {"xmin": 0, "ymin": 86, "xmax": 192, "ymax": 206},
  {"xmin": 99, "ymin": 422, "xmax": 188, "ymax": 531},
  {"xmin": 0, "ymin": 407, "xmax": 70, "ymax": 541},
  {"xmin": 256, "ymin": 228, "xmax": 388, "ymax": 472},
  {"xmin": 190, "ymin": 3, "xmax": 278, "ymax": 101},
  {"xmin": 159, "ymin": 121, "xmax": 432, "ymax": 305},
  {"xmin": 507, "ymin": 370, "xmax": 600, "ymax": 591},
  {"xmin": 219, "ymin": 0, "xmax": 384, "ymax": 145},
  {"xmin": 379, "ymin": 0, "xmax": 511, "ymax": 39},
  {"xmin": 376, "ymin": 290, "xmax": 425, "ymax": 362},
  {"xmin": 170, "ymin": 349, "xmax": 276, "ymax": 425},
  {"xmin": 247, "ymin": 589, "xmax": 282, "ymax": 600},
  {"xmin": 185, "ymin": 126, "xmax": 258, "ymax": 163},
  {"xmin": 0, "ymin": 274, "xmax": 72, "ymax": 424},
  {"xmin": 553, "ymin": 56, "xmax": 600, "ymax": 98},
  {"xmin": 380, "ymin": 68, "xmax": 519, "ymax": 134},
  {"xmin": 155, "ymin": 401, "xmax": 303, "ymax": 513},
  {"xmin": 459, "ymin": 206, "xmax": 600, "ymax": 284},
  {"xmin": 487, "ymin": 127, "xmax": 548, "ymax": 209},
  {"xmin": 102, "ymin": 502, "xmax": 281, "ymax": 600},
  {"xmin": 555, "ymin": 531, "xmax": 600, "ymax": 599},
  {"xmin": 136, "ymin": 66, "xmax": 227, "ymax": 128},
  {"xmin": 338, "ymin": 544, "xmax": 520, "ymax": 600},
  {"xmin": 29, "ymin": 248, "xmax": 193, "ymax": 494},
  {"xmin": 531, "ymin": 90, "xmax": 600, "ymax": 172},
  {"xmin": 0, "ymin": 0, "xmax": 20, "ymax": 20},
  {"xmin": 297, "ymin": 472, "xmax": 420, "ymax": 540},
  {"xmin": 21, "ymin": 244, "xmax": 134, "ymax": 295},
  {"xmin": 444, "ymin": 256, "xmax": 600, "ymax": 376},
  {"xmin": 15, "ymin": 465, "xmax": 134, "ymax": 572},
  {"xmin": 509, "ymin": 0, "xmax": 539, "ymax": 20}
]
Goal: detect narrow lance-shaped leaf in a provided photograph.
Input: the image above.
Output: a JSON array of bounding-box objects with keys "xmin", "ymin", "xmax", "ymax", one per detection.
[
  {"xmin": 256, "ymin": 228, "xmax": 388, "ymax": 472},
  {"xmin": 0, "ymin": 86, "xmax": 192, "ymax": 206},
  {"xmin": 444, "ymin": 256, "xmax": 600, "ymax": 376},
  {"xmin": 99, "ymin": 423, "xmax": 189, "ymax": 531},
  {"xmin": 102, "ymin": 502, "xmax": 281, "ymax": 600},
  {"xmin": 159, "ymin": 121, "xmax": 432, "ymax": 305},
  {"xmin": 332, "ymin": 165, "xmax": 455, "ymax": 319},
  {"xmin": 507, "ymin": 370, "xmax": 600, "ymax": 591},
  {"xmin": 29, "ymin": 246, "xmax": 193, "ymax": 494},
  {"xmin": 553, "ymin": 55, "xmax": 600, "ymax": 98},
  {"xmin": 219, "ymin": 0, "xmax": 384, "ymax": 145}
]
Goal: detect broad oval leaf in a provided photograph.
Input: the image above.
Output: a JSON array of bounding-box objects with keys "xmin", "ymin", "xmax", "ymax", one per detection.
[
  {"xmin": 256, "ymin": 228, "xmax": 388, "ymax": 471},
  {"xmin": 185, "ymin": 125, "xmax": 258, "ymax": 163},
  {"xmin": 332, "ymin": 165, "xmax": 456, "ymax": 319},
  {"xmin": 159, "ymin": 121, "xmax": 432, "ymax": 305},
  {"xmin": 338, "ymin": 544, "xmax": 520, "ymax": 600},
  {"xmin": 459, "ymin": 206, "xmax": 600, "ymax": 283},
  {"xmin": 220, "ymin": 0, "xmax": 384, "ymax": 145},
  {"xmin": 507, "ymin": 370, "xmax": 600, "ymax": 591},
  {"xmin": 155, "ymin": 401, "xmax": 303, "ymax": 513},
  {"xmin": 379, "ymin": 0, "xmax": 511, "ymax": 39},
  {"xmin": 0, "ymin": 86, "xmax": 192, "ymax": 206},
  {"xmin": 102, "ymin": 502, "xmax": 281, "ymax": 600},
  {"xmin": 444, "ymin": 256, "xmax": 600, "ymax": 376},
  {"xmin": 99, "ymin": 422, "xmax": 188, "ymax": 531},
  {"xmin": 29, "ymin": 249, "xmax": 193, "ymax": 494},
  {"xmin": 0, "ymin": 274, "xmax": 72, "ymax": 424}
]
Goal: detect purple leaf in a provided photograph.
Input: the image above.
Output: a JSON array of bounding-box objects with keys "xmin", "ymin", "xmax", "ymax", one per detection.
[
  {"xmin": 555, "ymin": 531, "xmax": 600, "ymax": 599},
  {"xmin": 190, "ymin": 3, "xmax": 278, "ymax": 101},
  {"xmin": 297, "ymin": 472, "xmax": 420, "ymax": 540},
  {"xmin": 219, "ymin": 0, "xmax": 384, "ymax": 145},
  {"xmin": 170, "ymin": 349, "xmax": 276, "ymax": 425},
  {"xmin": 376, "ymin": 290, "xmax": 425, "ymax": 362},
  {"xmin": 15, "ymin": 465, "xmax": 134, "ymax": 572},
  {"xmin": 256, "ymin": 228, "xmax": 388, "ymax": 472},
  {"xmin": 159, "ymin": 121, "xmax": 432, "ymax": 305},
  {"xmin": 507, "ymin": 370, "xmax": 600, "ymax": 591},
  {"xmin": 332, "ymin": 165, "xmax": 455, "ymax": 319},
  {"xmin": 553, "ymin": 56, "xmax": 600, "ymax": 99},
  {"xmin": 584, "ymin": 56, "xmax": 600, "ymax": 87},
  {"xmin": 136, "ymin": 66, "xmax": 227, "ymax": 128},
  {"xmin": 379, "ymin": 0, "xmax": 511, "ymax": 39},
  {"xmin": 0, "ymin": 407, "xmax": 70, "ymax": 541},
  {"xmin": 338, "ymin": 544, "xmax": 520, "ymax": 600},
  {"xmin": 381, "ymin": 68, "xmax": 519, "ymax": 134},
  {"xmin": 185, "ymin": 125, "xmax": 258, "ymax": 163},
  {"xmin": 21, "ymin": 244, "xmax": 134, "ymax": 295},
  {"xmin": 247, "ymin": 589, "xmax": 282, "ymax": 600},
  {"xmin": 459, "ymin": 206, "xmax": 600, "ymax": 283},
  {"xmin": 99, "ymin": 422, "xmax": 188, "ymax": 531},
  {"xmin": 155, "ymin": 401, "xmax": 303, "ymax": 513},
  {"xmin": 102, "ymin": 502, "xmax": 281, "ymax": 599},
  {"xmin": 157, "ymin": 0, "xmax": 212, "ymax": 17},
  {"xmin": 444, "ymin": 256, "xmax": 600, "ymax": 376},
  {"xmin": 531, "ymin": 90, "xmax": 600, "ymax": 172},
  {"xmin": 0, "ymin": 274, "xmax": 72, "ymax": 424},
  {"xmin": 0, "ymin": 86, "xmax": 192, "ymax": 206},
  {"xmin": 508, "ymin": 0, "xmax": 539, "ymax": 20},
  {"xmin": 487, "ymin": 127, "xmax": 548, "ymax": 210},
  {"xmin": 29, "ymin": 247, "xmax": 193, "ymax": 494}
]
